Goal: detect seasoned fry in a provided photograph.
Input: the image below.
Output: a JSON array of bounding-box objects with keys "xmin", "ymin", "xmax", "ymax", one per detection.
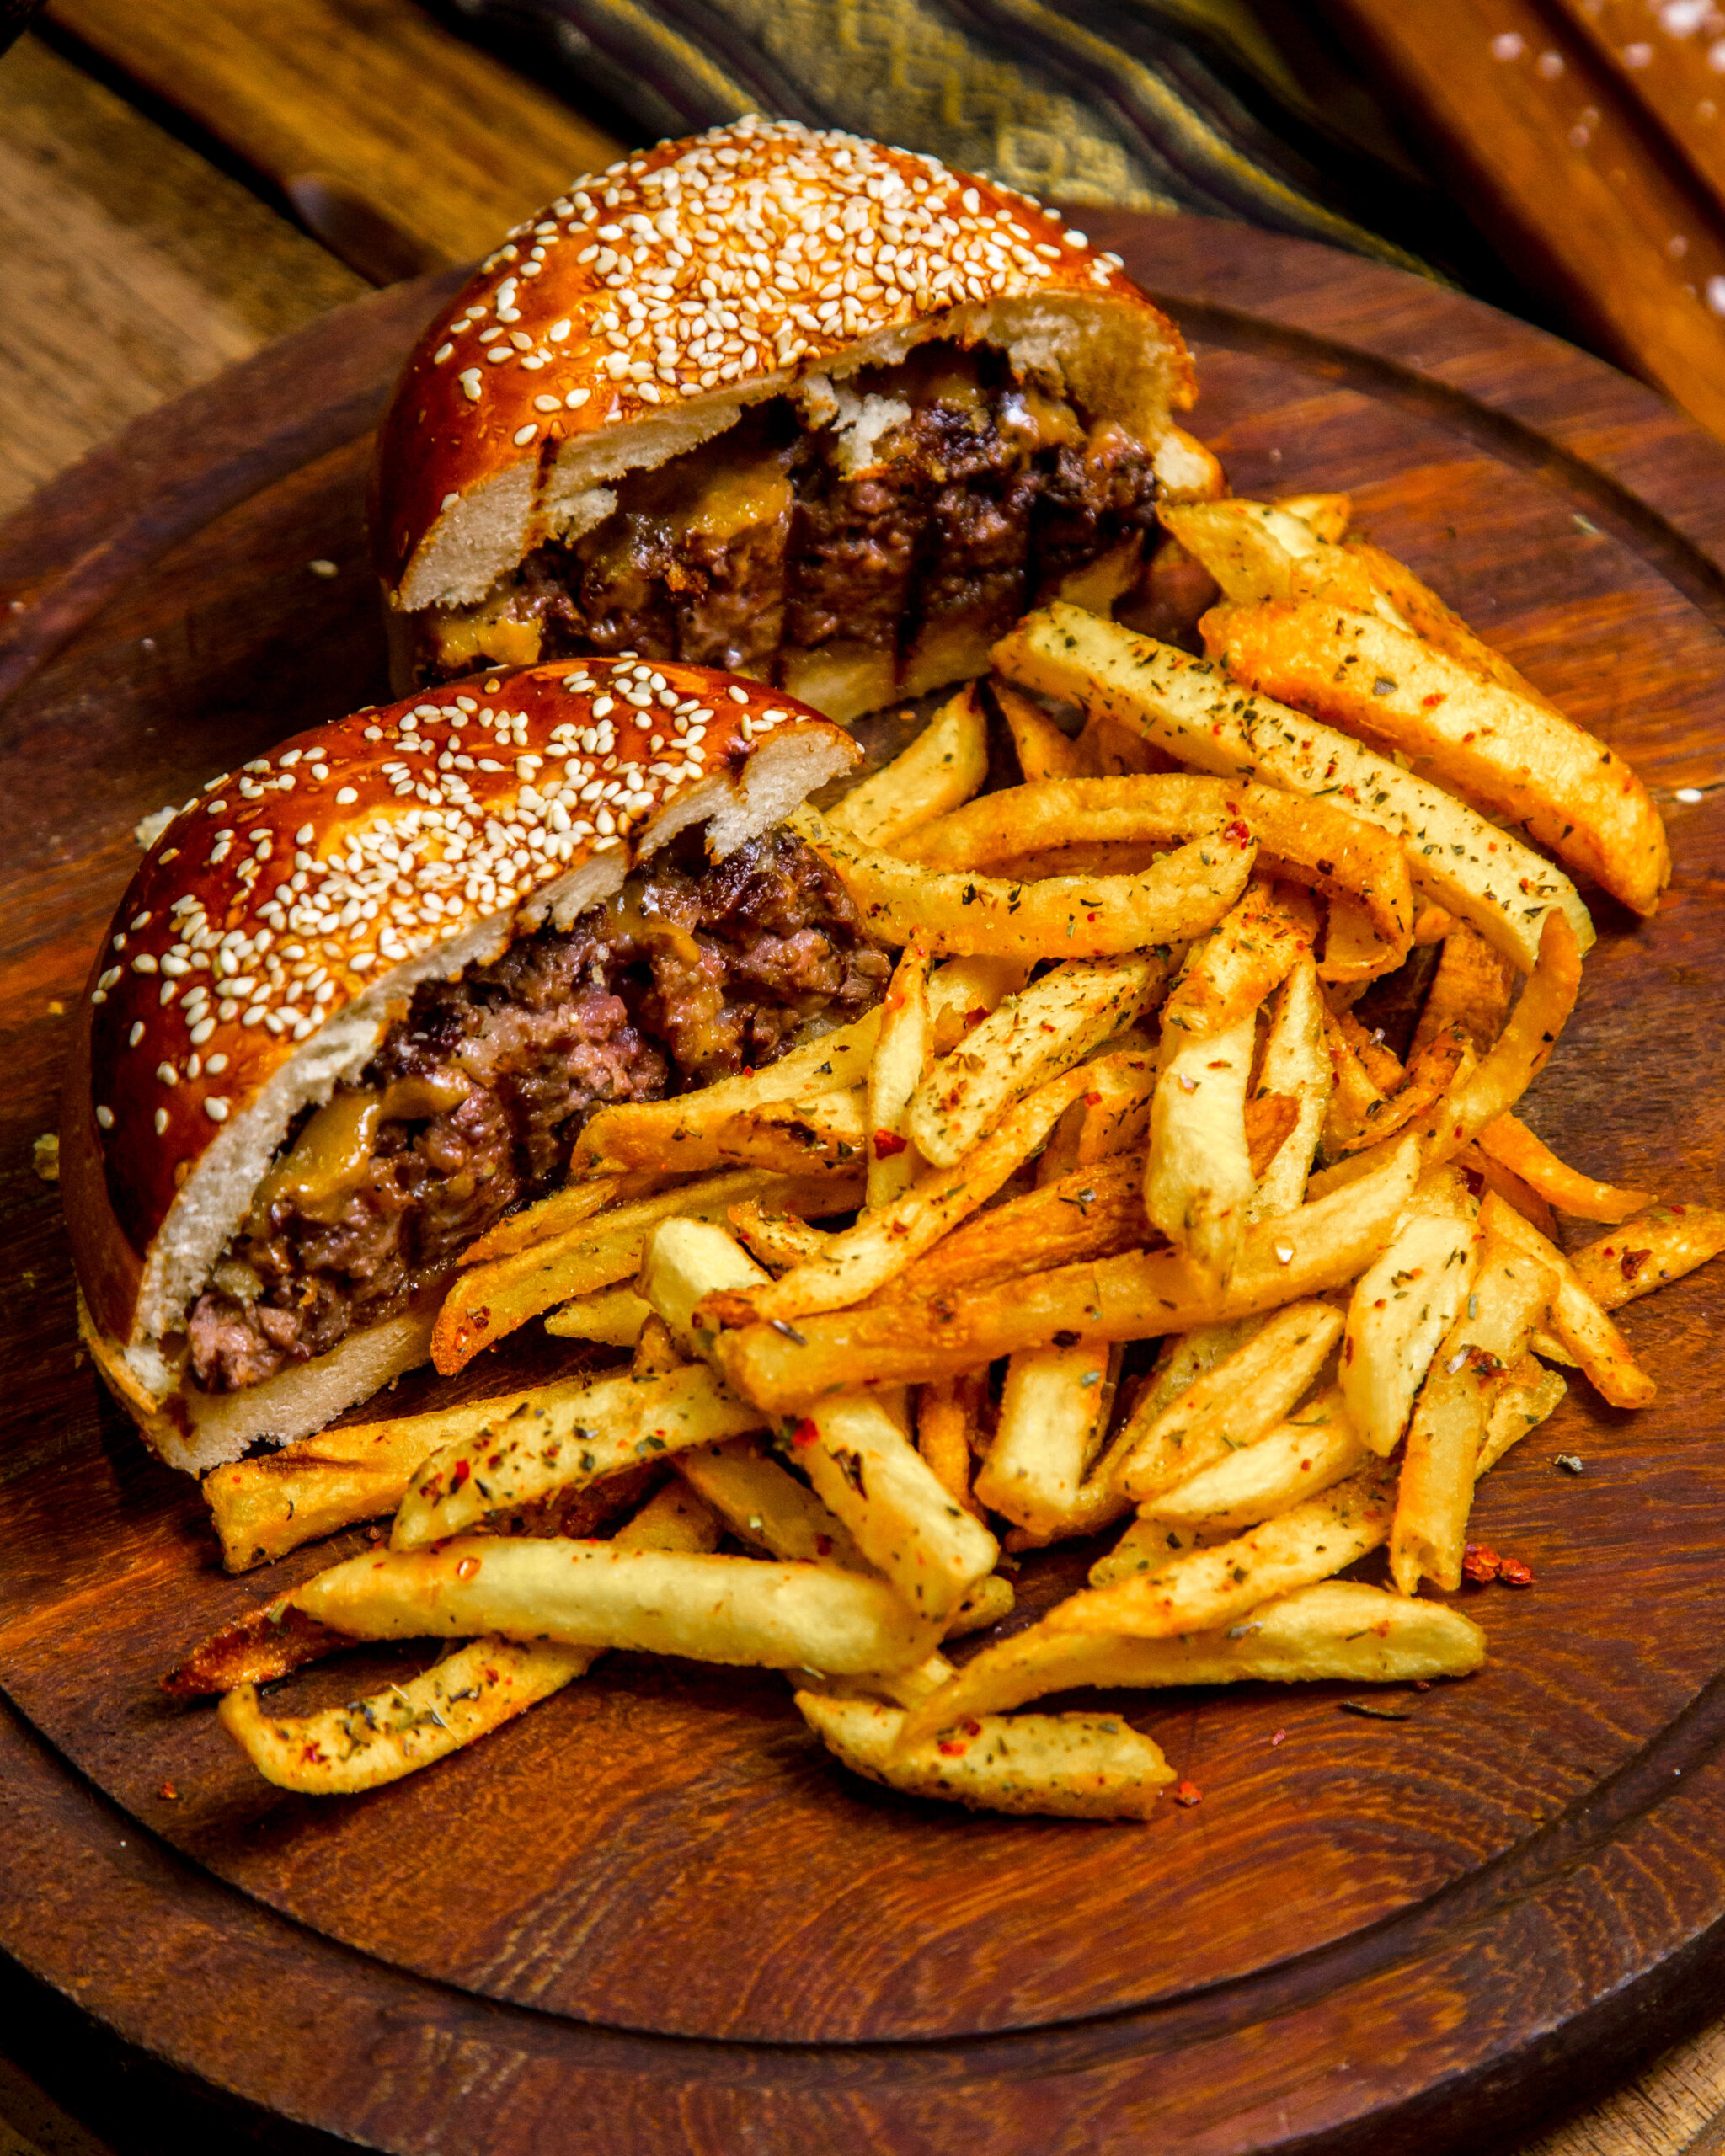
[
  {"xmin": 1145, "ymin": 1008, "xmax": 1256, "ymax": 1287},
  {"xmin": 164, "ymin": 1599, "xmax": 354, "ymax": 1700},
  {"xmin": 735, "ymin": 1065, "xmax": 1097, "ymax": 1321},
  {"xmin": 460, "ymin": 1174, "xmax": 644, "ymax": 1267},
  {"xmin": 1046, "ymin": 1463, "xmax": 1398, "ymax": 1639},
  {"xmin": 1479, "ymin": 1193, "xmax": 1657, "ymax": 1407},
  {"xmin": 1477, "ymin": 1357, "xmax": 1569, "ymax": 1475},
  {"xmin": 907, "ymin": 953, "xmax": 1165, "ymax": 1170},
  {"xmin": 1160, "ymin": 879, "xmax": 1316, "ymax": 1040},
  {"xmin": 1390, "ymin": 1236, "xmax": 1554, "ymax": 1594},
  {"xmin": 1456, "ymin": 1143, "xmax": 1557, "ymax": 1240},
  {"xmin": 1046, "ymin": 1045, "xmax": 1159, "ymax": 1177},
  {"xmin": 576, "ymin": 1011, "xmax": 882, "ymax": 1172},
  {"xmin": 896, "ymin": 1580, "xmax": 1482, "ymax": 1746},
  {"xmin": 792, "ymin": 802, "xmax": 1257, "ymax": 961},
  {"xmin": 1411, "ymin": 921, "xmax": 1515, "ymax": 1060},
  {"xmin": 1477, "ymin": 1115, "xmax": 1653, "ymax": 1223},
  {"xmin": 1147, "ymin": 1386, "xmax": 1369, "ymax": 1531},
  {"xmin": 916, "ymin": 1371, "xmax": 989, "ymax": 1520},
  {"xmin": 927, "ymin": 953, "xmax": 1035, "ymax": 1054},
  {"xmin": 203, "ymin": 1369, "xmax": 621, "ymax": 1572},
  {"xmin": 1086, "ymin": 1514, "xmax": 1215, "ymax": 1585},
  {"xmin": 389, "ymin": 1363, "xmax": 765, "ymax": 1551},
  {"xmin": 1338, "ymin": 538, "xmax": 1551, "ymax": 703},
  {"xmin": 1118, "ymin": 1299, "xmax": 1343, "ymax": 1502},
  {"xmin": 825, "ymin": 682, "xmax": 990, "ymax": 849},
  {"xmin": 991, "ymin": 605, "xmax": 1593, "ymax": 969},
  {"xmin": 716, "ymin": 1136, "xmax": 1420, "ymax": 1409},
  {"xmin": 1162, "ymin": 499, "xmax": 1402, "ymax": 622},
  {"xmin": 1570, "ymin": 1204, "xmax": 1725, "ymax": 1310},
  {"xmin": 1334, "ymin": 1027, "xmax": 1475, "ymax": 1156},
  {"xmin": 433, "ymin": 1168, "xmax": 862, "ymax": 1373},
  {"xmin": 293, "ymin": 1537, "xmax": 940, "ymax": 1676},
  {"xmin": 994, "ymin": 679, "xmax": 1080, "ymax": 782},
  {"xmin": 543, "ymin": 1283, "xmax": 654, "ymax": 1345},
  {"xmin": 1275, "ymin": 493, "xmax": 1352, "ymax": 544},
  {"xmin": 726, "ymin": 1201, "xmax": 833, "ymax": 1274},
  {"xmin": 674, "ymin": 1438, "xmax": 868, "ymax": 1571},
  {"xmin": 1208, "ymin": 599, "xmax": 1669, "ymax": 915},
  {"xmin": 1342, "ymin": 1181, "xmax": 1481, "ymax": 1454},
  {"xmin": 711, "ymin": 1090, "xmax": 869, "ymax": 1175},
  {"xmin": 868, "ymin": 940, "xmax": 932, "ymax": 1209},
  {"xmin": 797, "ymin": 1692, "xmax": 1172, "ymax": 1818},
  {"xmin": 215, "ymin": 1479, "xmax": 724, "ymax": 1796},
  {"xmin": 1250, "ymin": 958, "xmax": 1330, "ymax": 1217},
  {"xmin": 943, "ymin": 1572, "xmax": 1016, "ymax": 1638},
  {"xmin": 975, "ymin": 1341, "xmax": 1119, "ymax": 1537}
]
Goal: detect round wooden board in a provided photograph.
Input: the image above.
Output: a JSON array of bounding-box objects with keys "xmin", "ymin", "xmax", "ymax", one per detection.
[{"xmin": 3, "ymin": 213, "xmax": 1725, "ymax": 2153}]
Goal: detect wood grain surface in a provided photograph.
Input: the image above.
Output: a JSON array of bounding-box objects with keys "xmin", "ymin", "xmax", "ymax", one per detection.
[
  {"xmin": 3, "ymin": 213, "xmax": 1725, "ymax": 2150},
  {"xmin": 1321, "ymin": 0, "xmax": 1725, "ymax": 439},
  {"xmin": 40, "ymin": 0, "xmax": 624, "ymax": 280}
]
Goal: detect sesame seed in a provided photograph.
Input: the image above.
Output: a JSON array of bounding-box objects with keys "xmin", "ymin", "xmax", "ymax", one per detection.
[
  {"xmin": 95, "ymin": 1106, "xmax": 113, "ymax": 1129},
  {"xmin": 154, "ymin": 1108, "xmax": 168, "ymax": 1134},
  {"xmin": 205, "ymin": 1097, "xmax": 230, "ymax": 1123}
]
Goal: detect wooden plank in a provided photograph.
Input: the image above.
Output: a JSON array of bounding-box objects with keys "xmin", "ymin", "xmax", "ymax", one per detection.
[
  {"xmin": 0, "ymin": 35, "xmax": 365, "ymax": 517},
  {"xmin": 1548, "ymin": 0, "xmax": 1725, "ymax": 233},
  {"xmin": 1320, "ymin": 0, "xmax": 1725, "ymax": 437},
  {"xmin": 41, "ymin": 0, "xmax": 627, "ymax": 276}
]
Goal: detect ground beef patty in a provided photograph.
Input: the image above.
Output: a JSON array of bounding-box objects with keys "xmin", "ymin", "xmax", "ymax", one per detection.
[
  {"xmin": 413, "ymin": 340, "xmax": 1162, "ymax": 691},
  {"xmin": 186, "ymin": 830, "xmax": 888, "ymax": 1394}
]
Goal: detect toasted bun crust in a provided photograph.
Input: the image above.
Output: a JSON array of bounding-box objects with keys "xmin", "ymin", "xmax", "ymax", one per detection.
[
  {"xmin": 373, "ymin": 116, "xmax": 1194, "ymax": 616},
  {"xmin": 62, "ymin": 658, "xmax": 858, "ymax": 1461}
]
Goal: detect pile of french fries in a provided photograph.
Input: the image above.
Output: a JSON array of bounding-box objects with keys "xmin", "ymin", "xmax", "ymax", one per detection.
[{"xmin": 180, "ymin": 493, "xmax": 1725, "ymax": 1822}]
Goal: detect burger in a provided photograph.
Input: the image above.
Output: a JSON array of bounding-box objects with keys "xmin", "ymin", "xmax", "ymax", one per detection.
[
  {"xmin": 62, "ymin": 663, "xmax": 881, "ymax": 1473},
  {"xmin": 371, "ymin": 116, "xmax": 1210, "ymax": 723}
]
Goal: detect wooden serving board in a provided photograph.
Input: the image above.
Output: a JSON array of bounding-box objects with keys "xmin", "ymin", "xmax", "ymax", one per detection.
[{"xmin": 3, "ymin": 215, "xmax": 1724, "ymax": 2154}]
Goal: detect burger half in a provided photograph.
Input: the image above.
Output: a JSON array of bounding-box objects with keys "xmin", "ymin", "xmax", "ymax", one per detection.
[
  {"xmin": 63, "ymin": 664, "xmax": 879, "ymax": 1472},
  {"xmin": 372, "ymin": 116, "xmax": 1210, "ymax": 721}
]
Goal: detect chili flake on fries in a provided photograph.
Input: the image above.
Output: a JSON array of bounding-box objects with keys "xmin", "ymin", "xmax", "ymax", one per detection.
[{"xmin": 169, "ymin": 494, "xmax": 1721, "ymax": 1828}]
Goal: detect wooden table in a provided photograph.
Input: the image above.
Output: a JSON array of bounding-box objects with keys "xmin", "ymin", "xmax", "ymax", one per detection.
[{"xmin": 2, "ymin": 8, "xmax": 1723, "ymax": 2151}]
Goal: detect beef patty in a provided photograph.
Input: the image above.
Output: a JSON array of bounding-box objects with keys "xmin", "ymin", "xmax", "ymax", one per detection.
[
  {"xmin": 186, "ymin": 829, "xmax": 888, "ymax": 1394},
  {"xmin": 412, "ymin": 341, "xmax": 1162, "ymax": 693}
]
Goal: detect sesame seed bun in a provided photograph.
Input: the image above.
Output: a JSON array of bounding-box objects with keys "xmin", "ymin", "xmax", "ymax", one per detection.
[
  {"xmin": 371, "ymin": 117, "xmax": 1195, "ymax": 689},
  {"xmin": 62, "ymin": 659, "xmax": 859, "ymax": 1473}
]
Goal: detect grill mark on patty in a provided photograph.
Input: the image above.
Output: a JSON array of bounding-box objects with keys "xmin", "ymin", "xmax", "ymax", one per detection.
[
  {"xmin": 414, "ymin": 342, "xmax": 1162, "ymax": 690},
  {"xmin": 186, "ymin": 830, "xmax": 889, "ymax": 1395}
]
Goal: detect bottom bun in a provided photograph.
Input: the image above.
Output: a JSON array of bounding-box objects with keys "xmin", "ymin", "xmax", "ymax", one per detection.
[{"xmin": 78, "ymin": 1287, "xmax": 442, "ymax": 1476}]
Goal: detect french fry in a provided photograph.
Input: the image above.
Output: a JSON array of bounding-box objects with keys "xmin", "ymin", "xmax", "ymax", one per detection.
[
  {"xmin": 291, "ymin": 1537, "xmax": 941, "ymax": 1676},
  {"xmin": 1160, "ymin": 879, "xmax": 1316, "ymax": 1040},
  {"xmin": 899, "ymin": 776, "xmax": 1411, "ymax": 959},
  {"xmin": 459, "ymin": 1174, "xmax": 643, "ymax": 1267},
  {"xmin": 1322, "ymin": 894, "xmax": 1400, "ymax": 986},
  {"xmin": 796, "ymin": 1692, "xmax": 1172, "ymax": 1819},
  {"xmin": 643, "ymin": 1220, "xmax": 998, "ymax": 1621},
  {"xmin": 1477, "ymin": 1114, "xmax": 1653, "ymax": 1223},
  {"xmin": 1117, "ymin": 1299, "xmax": 1344, "ymax": 1502},
  {"xmin": 1457, "ymin": 1142, "xmax": 1558, "ymax": 1240},
  {"xmin": 868, "ymin": 940, "xmax": 932, "ymax": 1209},
  {"xmin": 1044, "ymin": 1463, "xmax": 1398, "ymax": 1638},
  {"xmin": 576, "ymin": 1010, "xmax": 882, "ymax": 1173},
  {"xmin": 1249, "ymin": 957, "xmax": 1330, "ymax": 1217},
  {"xmin": 895, "ymin": 1580, "xmax": 1482, "ymax": 1747},
  {"xmin": 943, "ymin": 1572, "xmax": 1016, "ymax": 1638},
  {"xmin": 1333, "ymin": 1027, "xmax": 1476, "ymax": 1156},
  {"xmin": 1044, "ymin": 1045, "xmax": 1159, "ymax": 1177},
  {"xmin": 1274, "ymin": 492, "xmax": 1352, "ymax": 544},
  {"xmin": 1208, "ymin": 599, "xmax": 1669, "ymax": 915},
  {"xmin": 1147, "ymin": 1386, "xmax": 1369, "ymax": 1531},
  {"xmin": 675, "ymin": 1437, "xmax": 869, "ymax": 1571},
  {"xmin": 994, "ymin": 679, "xmax": 1080, "ymax": 782},
  {"xmin": 202, "ymin": 1369, "xmax": 621, "ymax": 1572},
  {"xmin": 1479, "ymin": 1192, "xmax": 1658, "ymax": 1407},
  {"xmin": 927, "ymin": 953, "xmax": 1035, "ymax": 1055},
  {"xmin": 791, "ymin": 802, "xmax": 1257, "ymax": 961},
  {"xmin": 1569, "ymin": 1204, "xmax": 1725, "ymax": 1310},
  {"xmin": 916, "ymin": 1371, "xmax": 989, "ymax": 1520},
  {"xmin": 389, "ymin": 1363, "xmax": 766, "ymax": 1551},
  {"xmin": 726, "ymin": 1201, "xmax": 833, "ymax": 1274},
  {"xmin": 164, "ymin": 1599, "xmax": 355, "ymax": 1700},
  {"xmin": 1086, "ymin": 1514, "xmax": 1215, "ymax": 1585},
  {"xmin": 215, "ymin": 1478, "xmax": 724, "ymax": 1796},
  {"xmin": 1338, "ymin": 537, "xmax": 1554, "ymax": 704},
  {"xmin": 433, "ymin": 1168, "xmax": 862, "ymax": 1373},
  {"xmin": 632, "ymin": 1315, "xmax": 681, "ymax": 1377},
  {"xmin": 1322, "ymin": 1001, "xmax": 1389, "ymax": 1152},
  {"xmin": 1162, "ymin": 499, "xmax": 1403, "ymax": 622},
  {"xmin": 1145, "ymin": 1007, "xmax": 1257, "ymax": 1287},
  {"xmin": 1477, "ymin": 1357, "xmax": 1569, "ymax": 1475},
  {"xmin": 991, "ymin": 605, "xmax": 1593, "ymax": 970},
  {"xmin": 711, "ymin": 1090, "xmax": 869, "ymax": 1176},
  {"xmin": 825, "ymin": 681, "xmax": 990, "ymax": 849},
  {"xmin": 906, "ymin": 953, "xmax": 1166, "ymax": 1170},
  {"xmin": 1341, "ymin": 1178, "xmax": 1482, "ymax": 1454},
  {"xmin": 543, "ymin": 1283, "xmax": 654, "ymax": 1346},
  {"xmin": 716, "ymin": 1135, "xmax": 1421, "ymax": 1408},
  {"xmin": 1410, "ymin": 921, "xmax": 1515, "ymax": 1060},
  {"xmin": 736, "ymin": 1065, "xmax": 1097, "ymax": 1321},
  {"xmin": 1390, "ymin": 1236, "xmax": 1554, "ymax": 1594},
  {"xmin": 975, "ymin": 1341, "xmax": 1120, "ymax": 1538}
]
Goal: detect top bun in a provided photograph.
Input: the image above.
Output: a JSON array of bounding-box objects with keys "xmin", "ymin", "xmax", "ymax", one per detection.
[
  {"xmin": 372, "ymin": 116, "xmax": 1194, "ymax": 617},
  {"xmin": 63, "ymin": 659, "xmax": 857, "ymax": 1379}
]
